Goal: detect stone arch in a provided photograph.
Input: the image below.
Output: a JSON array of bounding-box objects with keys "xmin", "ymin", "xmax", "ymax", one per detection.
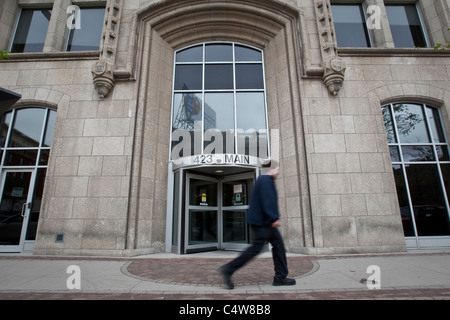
[
  {"xmin": 126, "ymin": 0, "xmax": 312, "ymax": 253},
  {"xmin": 368, "ymin": 83, "xmax": 450, "ymax": 148},
  {"xmin": 367, "ymin": 83, "xmax": 448, "ymax": 108},
  {"xmin": 136, "ymin": 0, "xmax": 301, "ymax": 50},
  {"xmin": 3, "ymin": 87, "xmax": 70, "ymax": 114}
]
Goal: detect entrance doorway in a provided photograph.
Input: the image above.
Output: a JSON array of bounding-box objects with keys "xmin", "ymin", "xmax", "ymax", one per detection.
[
  {"xmin": 184, "ymin": 170, "xmax": 255, "ymax": 253},
  {"xmin": 0, "ymin": 107, "xmax": 55, "ymax": 253},
  {"xmin": 0, "ymin": 169, "xmax": 38, "ymax": 252}
]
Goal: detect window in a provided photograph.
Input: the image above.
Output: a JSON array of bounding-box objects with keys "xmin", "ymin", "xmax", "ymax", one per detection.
[
  {"xmin": 11, "ymin": 9, "xmax": 52, "ymax": 53},
  {"xmin": 66, "ymin": 7, "xmax": 105, "ymax": 51},
  {"xmin": 331, "ymin": 4, "xmax": 371, "ymax": 47},
  {"xmin": 382, "ymin": 103, "xmax": 450, "ymax": 237},
  {"xmin": 0, "ymin": 107, "xmax": 56, "ymax": 167},
  {"xmin": 171, "ymin": 43, "xmax": 268, "ymax": 160},
  {"xmin": 0, "ymin": 107, "xmax": 56, "ymax": 242},
  {"xmin": 385, "ymin": 4, "xmax": 428, "ymax": 48}
]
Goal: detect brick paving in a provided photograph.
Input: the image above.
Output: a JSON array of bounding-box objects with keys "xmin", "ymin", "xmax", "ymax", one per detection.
[
  {"xmin": 1, "ymin": 288, "xmax": 450, "ymax": 300},
  {"xmin": 125, "ymin": 256, "xmax": 316, "ymax": 286},
  {"xmin": 1, "ymin": 252, "xmax": 450, "ymax": 300}
]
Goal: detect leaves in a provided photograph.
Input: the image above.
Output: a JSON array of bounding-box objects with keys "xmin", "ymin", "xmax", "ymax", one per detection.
[{"xmin": 0, "ymin": 50, "xmax": 11, "ymax": 60}]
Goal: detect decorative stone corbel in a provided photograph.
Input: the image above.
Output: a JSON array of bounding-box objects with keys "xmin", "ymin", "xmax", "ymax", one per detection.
[
  {"xmin": 314, "ymin": 0, "xmax": 346, "ymax": 96},
  {"xmin": 92, "ymin": 61, "xmax": 115, "ymax": 99},
  {"xmin": 92, "ymin": 0, "xmax": 123, "ymax": 99},
  {"xmin": 322, "ymin": 56, "xmax": 346, "ymax": 96}
]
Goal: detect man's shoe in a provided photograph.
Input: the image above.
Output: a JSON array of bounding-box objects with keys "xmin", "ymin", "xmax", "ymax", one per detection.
[
  {"xmin": 218, "ymin": 266, "xmax": 234, "ymax": 290},
  {"xmin": 273, "ymin": 276, "xmax": 296, "ymax": 286}
]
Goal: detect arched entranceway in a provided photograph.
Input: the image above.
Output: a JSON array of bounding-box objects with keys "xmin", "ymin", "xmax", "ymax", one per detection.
[{"xmin": 127, "ymin": 0, "xmax": 310, "ymax": 254}]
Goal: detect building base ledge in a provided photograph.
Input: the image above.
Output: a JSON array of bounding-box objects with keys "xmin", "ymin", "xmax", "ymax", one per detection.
[
  {"xmin": 32, "ymin": 248, "xmax": 164, "ymax": 258},
  {"xmin": 288, "ymin": 245, "xmax": 407, "ymax": 256}
]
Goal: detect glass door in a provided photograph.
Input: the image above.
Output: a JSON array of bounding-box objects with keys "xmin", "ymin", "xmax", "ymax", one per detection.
[
  {"xmin": 184, "ymin": 171, "xmax": 256, "ymax": 253},
  {"xmin": 185, "ymin": 173, "xmax": 219, "ymax": 252},
  {"xmin": 221, "ymin": 173, "xmax": 254, "ymax": 251},
  {"xmin": 0, "ymin": 170, "xmax": 35, "ymax": 252}
]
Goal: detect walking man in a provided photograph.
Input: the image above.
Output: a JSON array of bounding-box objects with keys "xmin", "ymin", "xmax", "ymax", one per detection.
[{"xmin": 219, "ymin": 165, "xmax": 296, "ymax": 289}]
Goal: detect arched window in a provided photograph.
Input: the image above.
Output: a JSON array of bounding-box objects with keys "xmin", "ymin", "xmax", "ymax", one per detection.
[
  {"xmin": 382, "ymin": 103, "xmax": 450, "ymax": 243},
  {"xmin": 0, "ymin": 107, "xmax": 56, "ymax": 250},
  {"xmin": 0, "ymin": 107, "xmax": 56, "ymax": 167},
  {"xmin": 170, "ymin": 42, "xmax": 268, "ymax": 162}
]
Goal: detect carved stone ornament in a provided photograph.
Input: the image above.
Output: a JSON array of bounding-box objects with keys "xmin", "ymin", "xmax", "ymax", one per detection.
[
  {"xmin": 91, "ymin": 61, "xmax": 115, "ymax": 99},
  {"xmin": 322, "ymin": 56, "xmax": 346, "ymax": 96},
  {"xmin": 91, "ymin": 0, "xmax": 123, "ymax": 99},
  {"xmin": 314, "ymin": 0, "xmax": 346, "ymax": 96}
]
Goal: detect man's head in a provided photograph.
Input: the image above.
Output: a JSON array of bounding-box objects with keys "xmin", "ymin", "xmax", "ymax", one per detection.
[
  {"xmin": 266, "ymin": 166, "xmax": 280, "ymax": 179},
  {"xmin": 262, "ymin": 160, "xmax": 279, "ymax": 179}
]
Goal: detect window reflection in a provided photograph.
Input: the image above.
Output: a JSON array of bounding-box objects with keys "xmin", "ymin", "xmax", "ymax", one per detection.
[
  {"xmin": 382, "ymin": 103, "xmax": 450, "ymax": 238},
  {"xmin": 4, "ymin": 149, "xmax": 38, "ymax": 166},
  {"xmin": 204, "ymin": 93, "xmax": 234, "ymax": 132},
  {"xmin": 205, "ymin": 44, "xmax": 233, "ymax": 62},
  {"xmin": 331, "ymin": 4, "xmax": 371, "ymax": 47},
  {"xmin": 205, "ymin": 64, "xmax": 233, "ymax": 89},
  {"xmin": 235, "ymin": 45, "xmax": 262, "ymax": 61},
  {"xmin": 172, "ymin": 43, "xmax": 268, "ymax": 159},
  {"xmin": 11, "ymin": 9, "xmax": 51, "ymax": 53},
  {"xmin": 235, "ymin": 64, "xmax": 264, "ymax": 89},
  {"xmin": 406, "ymin": 165, "xmax": 450, "ymax": 236},
  {"xmin": 176, "ymin": 45, "xmax": 203, "ymax": 62},
  {"xmin": 236, "ymin": 92, "xmax": 266, "ymax": 131},
  {"xmin": 392, "ymin": 164, "xmax": 415, "ymax": 237},
  {"xmin": 0, "ymin": 113, "xmax": 12, "ymax": 148},
  {"xmin": 385, "ymin": 4, "xmax": 427, "ymax": 48},
  {"xmin": 401, "ymin": 146, "xmax": 435, "ymax": 162},
  {"xmin": 9, "ymin": 108, "xmax": 46, "ymax": 148},
  {"xmin": 382, "ymin": 106, "xmax": 396, "ymax": 144},
  {"xmin": 174, "ymin": 65, "xmax": 202, "ymax": 90},
  {"xmin": 43, "ymin": 110, "xmax": 56, "ymax": 147},
  {"xmin": 66, "ymin": 8, "xmax": 105, "ymax": 51},
  {"xmin": 393, "ymin": 103, "xmax": 429, "ymax": 144},
  {"xmin": 427, "ymin": 107, "xmax": 445, "ymax": 143},
  {"xmin": 0, "ymin": 108, "xmax": 56, "ymax": 167},
  {"xmin": 26, "ymin": 168, "xmax": 47, "ymax": 240},
  {"xmin": 189, "ymin": 210, "xmax": 218, "ymax": 244},
  {"xmin": 0, "ymin": 108, "xmax": 55, "ymax": 246}
]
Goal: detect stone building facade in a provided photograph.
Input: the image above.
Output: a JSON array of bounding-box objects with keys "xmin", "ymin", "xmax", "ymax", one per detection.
[{"xmin": 0, "ymin": 0, "xmax": 449, "ymax": 256}]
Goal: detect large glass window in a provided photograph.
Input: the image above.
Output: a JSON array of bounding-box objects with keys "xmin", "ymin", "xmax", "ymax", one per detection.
[
  {"xmin": 11, "ymin": 9, "xmax": 52, "ymax": 53},
  {"xmin": 0, "ymin": 107, "xmax": 56, "ymax": 245},
  {"xmin": 0, "ymin": 107, "xmax": 56, "ymax": 167},
  {"xmin": 66, "ymin": 7, "xmax": 105, "ymax": 51},
  {"xmin": 385, "ymin": 4, "xmax": 428, "ymax": 48},
  {"xmin": 331, "ymin": 4, "xmax": 371, "ymax": 47},
  {"xmin": 171, "ymin": 43, "xmax": 268, "ymax": 160},
  {"xmin": 382, "ymin": 103, "xmax": 450, "ymax": 237}
]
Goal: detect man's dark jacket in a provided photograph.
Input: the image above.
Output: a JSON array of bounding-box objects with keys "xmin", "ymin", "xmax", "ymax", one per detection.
[{"xmin": 246, "ymin": 174, "xmax": 279, "ymax": 227}]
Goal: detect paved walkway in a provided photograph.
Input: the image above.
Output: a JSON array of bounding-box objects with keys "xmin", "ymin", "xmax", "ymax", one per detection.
[{"xmin": 1, "ymin": 251, "xmax": 450, "ymax": 300}]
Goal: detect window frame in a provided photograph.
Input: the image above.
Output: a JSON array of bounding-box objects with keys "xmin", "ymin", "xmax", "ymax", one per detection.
[
  {"xmin": 170, "ymin": 42, "xmax": 270, "ymax": 161},
  {"xmin": 9, "ymin": 7, "xmax": 53, "ymax": 53},
  {"xmin": 331, "ymin": 2, "xmax": 373, "ymax": 48},
  {"xmin": 0, "ymin": 107, "xmax": 56, "ymax": 169},
  {"xmin": 384, "ymin": 2, "xmax": 430, "ymax": 48},
  {"xmin": 383, "ymin": 102, "xmax": 450, "ymax": 238},
  {"xmin": 65, "ymin": 6, "xmax": 106, "ymax": 52}
]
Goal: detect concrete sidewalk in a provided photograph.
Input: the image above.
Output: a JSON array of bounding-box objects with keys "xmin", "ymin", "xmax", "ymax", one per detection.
[{"xmin": 0, "ymin": 251, "xmax": 450, "ymax": 300}]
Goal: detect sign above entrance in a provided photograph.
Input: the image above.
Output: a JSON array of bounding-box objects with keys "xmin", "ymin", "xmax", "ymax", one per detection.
[{"xmin": 172, "ymin": 153, "xmax": 271, "ymax": 169}]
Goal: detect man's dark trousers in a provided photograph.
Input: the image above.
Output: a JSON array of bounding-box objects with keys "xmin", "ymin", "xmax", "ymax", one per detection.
[{"xmin": 222, "ymin": 225, "xmax": 288, "ymax": 279}]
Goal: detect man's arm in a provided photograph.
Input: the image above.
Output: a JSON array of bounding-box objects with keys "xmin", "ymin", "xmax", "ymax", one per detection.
[{"xmin": 261, "ymin": 178, "xmax": 280, "ymax": 225}]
